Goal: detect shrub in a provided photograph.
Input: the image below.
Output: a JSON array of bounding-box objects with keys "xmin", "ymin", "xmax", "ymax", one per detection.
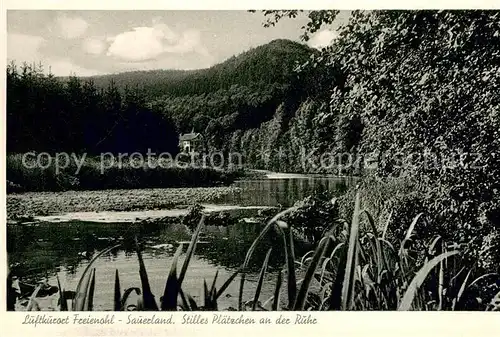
[
  {"xmin": 285, "ymin": 190, "xmax": 341, "ymax": 244},
  {"xmin": 182, "ymin": 204, "xmax": 204, "ymax": 232}
]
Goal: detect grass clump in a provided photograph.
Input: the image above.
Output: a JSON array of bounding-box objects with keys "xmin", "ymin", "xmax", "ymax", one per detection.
[
  {"xmin": 8, "ymin": 191, "xmax": 500, "ymax": 311},
  {"xmin": 7, "ymin": 153, "xmax": 241, "ymax": 193}
]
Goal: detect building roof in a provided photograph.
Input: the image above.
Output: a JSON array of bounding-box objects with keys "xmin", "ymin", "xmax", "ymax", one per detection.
[{"xmin": 179, "ymin": 132, "xmax": 202, "ymax": 141}]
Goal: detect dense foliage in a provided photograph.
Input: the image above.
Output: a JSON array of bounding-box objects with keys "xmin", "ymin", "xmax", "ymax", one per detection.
[{"xmin": 256, "ymin": 10, "xmax": 500, "ymax": 267}]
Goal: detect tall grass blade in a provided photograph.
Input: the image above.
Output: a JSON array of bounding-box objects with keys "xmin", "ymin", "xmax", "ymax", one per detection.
[
  {"xmin": 238, "ymin": 207, "xmax": 297, "ymax": 310},
  {"xmin": 56, "ymin": 275, "xmax": 68, "ymax": 311},
  {"xmin": 294, "ymin": 236, "xmax": 328, "ymax": 310},
  {"xmin": 210, "ymin": 270, "xmax": 219, "ymax": 298},
  {"xmin": 381, "ymin": 211, "xmax": 392, "ymax": 240},
  {"xmin": 85, "ymin": 269, "xmax": 96, "ymax": 311},
  {"xmin": 328, "ymin": 243, "xmax": 348, "ymax": 310},
  {"xmin": 405, "ymin": 213, "xmax": 424, "ymax": 241},
  {"xmin": 178, "ymin": 215, "xmax": 205, "ymax": 287},
  {"xmin": 161, "ymin": 242, "xmax": 183, "ymax": 311},
  {"xmin": 361, "ymin": 209, "xmax": 384, "ymax": 277},
  {"xmin": 74, "ymin": 270, "xmax": 92, "ymax": 311},
  {"xmin": 72, "ymin": 244, "xmax": 120, "ymax": 310},
  {"xmin": 178, "ymin": 288, "xmax": 191, "ymax": 311},
  {"xmin": 26, "ymin": 284, "xmax": 43, "ymax": 311},
  {"xmin": 400, "ymin": 213, "xmax": 424, "ymax": 253},
  {"xmin": 135, "ymin": 238, "xmax": 159, "ymax": 311},
  {"xmin": 398, "ymin": 251, "xmax": 459, "ymax": 311},
  {"xmin": 252, "ymin": 248, "xmax": 272, "ymax": 311},
  {"xmin": 285, "ymin": 227, "xmax": 297, "ymax": 308},
  {"xmin": 468, "ymin": 273, "xmax": 499, "ymax": 289},
  {"xmin": 121, "ymin": 287, "xmax": 141, "ymax": 310},
  {"xmin": 437, "ymin": 242, "xmax": 445, "ymax": 311},
  {"xmin": 187, "ymin": 293, "xmax": 199, "ymax": 311},
  {"xmin": 215, "ymin": 269, "xmax": 241, "ymax": 300},
  {"xmin": 452, "ymin": 268, "xmax": 473, "ymax": 310},
  {"xmin": 114, "ymin": 269, "xmax": 121, "ymax": 311},
  {"xmin": 341, "ymin": 191, "xmax": 361, "ymax": 311},
  {"xmin": 428, "ymin": 236, "xmax": 442, "ymax": 256},
  {"xmin": 203, "ymin": 279, "xmax": 211, "ymax": 309},
  {"xmin": 272, "ymin": 269, "xmax": 283, "ymax": 311}
]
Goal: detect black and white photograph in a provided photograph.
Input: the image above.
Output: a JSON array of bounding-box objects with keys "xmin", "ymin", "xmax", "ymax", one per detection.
[{"xmin": 5, "ymin": 9, "xmax": 500, "ymax": 314}]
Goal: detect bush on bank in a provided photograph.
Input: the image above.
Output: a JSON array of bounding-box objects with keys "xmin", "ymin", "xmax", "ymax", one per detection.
[{"xmin": 6, "ymin": 153, "xmax": 242, "ymax": 192}]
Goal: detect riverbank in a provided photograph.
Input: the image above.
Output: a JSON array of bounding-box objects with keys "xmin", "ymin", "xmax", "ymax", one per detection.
[
  {"xmin": 6, "ymin": 186, "xmax": 242, "ymax": 220},
  {"xmin": 7, "ymin": 153, "xmax": 246, "ymax": 193}
]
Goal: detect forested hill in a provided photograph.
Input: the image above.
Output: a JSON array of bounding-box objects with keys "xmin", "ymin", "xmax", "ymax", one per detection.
[
  {"xmin": 8, "ymin": 38, "xmax": 330, "ymax": 157},
  {"xmin": 78, "ymin": 39, "xmax": 315, "ymax": 98},
  {"xmin": 66, "ymin": 38, "xmax": 333, "ymax": 162}
]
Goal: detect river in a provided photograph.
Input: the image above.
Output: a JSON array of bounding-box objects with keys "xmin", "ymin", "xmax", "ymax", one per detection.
[{"xmin": 7, "ymin": 173, "xmax": 355, "ymax": 311}]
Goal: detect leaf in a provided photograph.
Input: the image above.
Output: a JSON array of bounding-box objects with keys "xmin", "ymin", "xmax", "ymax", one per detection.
[
  {"xmin": 294, "ymin": 236, "xmax": 328, "ymax": 310},
  {"xmin": 203, "ymin": 279, "xmax": 211, "ymax": 309},
  {"xmin": 26, "ymin": 284, "xmax": 43, "ymax": 311},
  {"xmin": 341, "ymin": 191, "xmax": 361, "ymax": 310},
  {"xmin": 381, "ymin": 211, "xmax": 392, "ymax": 240},
  {"xmin": 85, "ymin": 269, "xmax": 96, "ymax": 311},
  {"xmin": 121, "ymin": 288, "xmax": 141, "ymax": 310},
  {"xmin": 73, "ymin": 270, "xmax": 92, "ymax": 311},
  {"xmin": 72, "ymin": 244, "xmax": 120, "ymax": 311},
  {"xmin": 178, "ymin": 288, "xmax": 191, "ymax": 311},
  {"xmin": 328, "ymin": 244, "xmax": 348, "ymax": 310},
  {"xmin": 135, "ymin": 238, "xmax": 159, "ymax": 311},
  {"xmin": 252, "ymin": 248, "xmax": 272, "ymax": 311},
  {"xmin": 161, "ymin": 242, "xmax": 183, "ymax": 311},
  {"xmin": 114, "ymin": 269, "xmax": 121, "ymax": 311},
  {"xmin": 418, "ymin": 72, "xmax": 430, "ymax": 85},
  {"xmin": 398, "ymin": 251, "xmax": 459, "ymax": 311},
  {"xmin": 238, "ymin": 207, "xmax": 297, "ymax": 310},
  {"xmin": 486, "ymin": 291, "xmax": 500, "ymax": 311},
  {"xmin": 404, "ymin": 213, "xmax": 424, "ymax": 242},
  {"xmin": 178, "ymin": 215, "xmax": 205, "ymax": 287},
  {"xmin": 215, "ymin": 268, "xmax": 241, "ymax": 300},
  {"xmin": 209, "ymin": 270, "xmax": 219, "ymax": 298},
  {"xmin": 187, "ymin": 293, "xmax": 199, "ymax": 311},
  {"xmin": 468, "ymin": 273, "xmax": 499, "ymax": 289},
  {"xmin": 361, "ymin": 209, "xmax": 384, "ymax": 278},
  {"xmin": 278, "ymin": 225, "xmax": 297, "ymax": 309},
  {"xmin": 272, "ymin": 269, "xmax": 283, "ymax": 311},
  {"xmin": 56, "ymin": 275, "xmax": 68, "ymax": 311},
  {"xmin": 452, "ymin": 267, "xmax": 473, "ymax": 310}
]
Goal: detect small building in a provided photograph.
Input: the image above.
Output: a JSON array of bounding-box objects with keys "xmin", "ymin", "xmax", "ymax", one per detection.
[{"xmin": 179, "ymin": 131, "xmax": 204, "ymax": 153}]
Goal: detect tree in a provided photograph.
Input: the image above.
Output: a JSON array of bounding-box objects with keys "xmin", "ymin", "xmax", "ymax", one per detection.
[{"xmin": 258, "ymin": 10, "xmax": 500, "ymax": 255}]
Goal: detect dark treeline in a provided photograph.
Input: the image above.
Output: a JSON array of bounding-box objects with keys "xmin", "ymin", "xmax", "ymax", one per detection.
[{"xmin": 7, "ymin": 62, "xmax": 179, "ymax": 155}]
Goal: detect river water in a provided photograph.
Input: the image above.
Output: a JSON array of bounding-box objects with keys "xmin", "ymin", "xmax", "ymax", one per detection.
[{"xmin": 7, "ymin": 174, "xmax": 355, "ymax": 311}]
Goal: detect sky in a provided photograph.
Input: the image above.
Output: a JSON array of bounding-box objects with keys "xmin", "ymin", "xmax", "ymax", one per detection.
[{"xmin": 7, "ymin": 10, "xmax": 350, "ymax": 76}]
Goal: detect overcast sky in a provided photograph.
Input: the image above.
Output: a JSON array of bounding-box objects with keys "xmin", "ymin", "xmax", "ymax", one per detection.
[{"xmin": 7, "ymin": 10, "xmax": 350, "ymax": 76}]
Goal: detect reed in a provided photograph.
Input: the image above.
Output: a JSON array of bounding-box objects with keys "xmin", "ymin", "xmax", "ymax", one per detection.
[
  {"xmin": 13, "ymin": 192, "xmax": 499, "ymax": 312},
  {"xmin": 7, "ymin": 153, "xmax": 240, "ymax": 193}
]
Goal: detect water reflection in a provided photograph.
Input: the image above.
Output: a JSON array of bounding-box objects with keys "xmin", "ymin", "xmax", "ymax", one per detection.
[
  {"xmin": 8, "ymin": 176, "xmax": 353, "ymax": 310},
  {"xmin": 216, "ymin": 177, "xmax": 353, "ymax": 207},
  {"xmin": 8, "ymin": 218, "xmax": 300, "ymax": 310}
]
